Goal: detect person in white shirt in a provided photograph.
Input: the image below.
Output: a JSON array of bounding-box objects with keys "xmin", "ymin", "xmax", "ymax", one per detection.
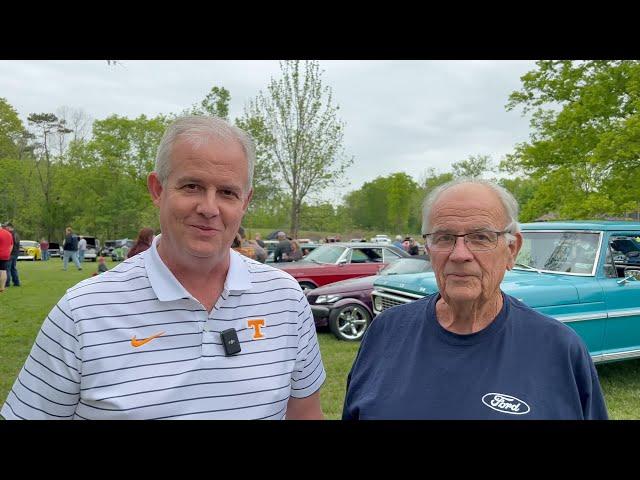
[
  {"xmin": 1, "ymin": 115, "xmax": 326, "ymax": 420},
  {"xmin": 77, "ymin": 236, "xmax": 87, "ymax": 263}
]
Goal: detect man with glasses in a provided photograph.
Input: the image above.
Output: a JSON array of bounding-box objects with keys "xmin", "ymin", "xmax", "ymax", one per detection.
[{"xmin": 343, "ymin": 179, "xmax": 607, "ymax": 419}]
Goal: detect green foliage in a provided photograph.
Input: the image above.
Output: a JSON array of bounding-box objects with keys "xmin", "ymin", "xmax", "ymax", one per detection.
[
  {"xmin": 452, "ymin": 154, "xmax": 493, "ymax": 178},
  {"xmin": 507, "ymin": 60, "xmax": 640, "ymax": 220},
  {"xmin": 89, "ymin": 114, "xmax": 168, "ymax": 180},
  {"xmin": 0, "ymin": 97, "xmax": 26, "ymax": 159},
  {"xmin": 344, "ymin": 173, "xmax": 421, "ymax": 233},
  {"xmin": 421, "ymin": 168, "xmax": 454, "ymax": 192},
  {"xmin": 185, "ymin": 86, "xmax": 231, "ymax": 119},
  {"xmin": 234, "ymin": 114, "xmax": 281, "ymax": 210}
]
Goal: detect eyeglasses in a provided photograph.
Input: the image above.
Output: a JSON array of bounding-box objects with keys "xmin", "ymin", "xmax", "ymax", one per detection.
[{"xmin": 422, "ymin": 229, "xmax": 510, "ymax": 252}]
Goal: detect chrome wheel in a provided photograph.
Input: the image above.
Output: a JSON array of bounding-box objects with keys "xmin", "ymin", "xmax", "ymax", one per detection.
[{"xmin": 329, "ymin": 304, "xmax": 371, "ymax": 341}]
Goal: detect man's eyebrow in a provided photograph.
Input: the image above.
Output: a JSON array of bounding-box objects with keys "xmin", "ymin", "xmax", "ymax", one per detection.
[
  {"xmin": 174, "ymin": 176, "xmax": 203, "ymax": 184},
  {"xmin": 430, "ymin": 226, "xmax": 496, "ymax": 233}
]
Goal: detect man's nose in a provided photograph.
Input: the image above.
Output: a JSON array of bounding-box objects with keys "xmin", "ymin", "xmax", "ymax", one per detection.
[
  {"xmin": 449, "ymin": 236, "xmax": 474, "ymax": 261},
  {"xmin": 196, "ymin": 189, "xmax": 220, "ymax": 217}
]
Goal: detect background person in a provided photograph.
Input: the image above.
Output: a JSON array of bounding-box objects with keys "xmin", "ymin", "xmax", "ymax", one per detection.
[
  {"xmin": 96, "ymin": 256, "xmax": 109, "ymax": 274},
  {"xmin": 286, "ymin": 240, "xmax": 303, "ymax": 261},
  {"xmin": 4, "ymin": 222, "xmax": 20, "ymax": 288},
  {"xmin": 408, "ymin": 238, "xmax": 420, "ymax": 256},
  {"xmin": 62, "ymin": 226, "xmax": 82, "ymax": 271},
  {"xmin": 40, "ymin": 238, "xmax": 49, "ymax": 261},
  {"xmin": 0, "ymin": 223, "xmax": 13, "ymax": 293},
  {"xmin": 254, "ymin": 233, "xmax": 265, "ymax": 249},
  {"xmin": 274, "ymin": 231, "xmax": 292, "ymax": 262},
  {"xmin": 232, "ymin": 226, "xmax": 257, "ymax": 260},
  {"xmin": 77, "ymin": 236, "xmax": 87, "ymax": 263},
  {"xmin": 127, "ymin": 227, "xmax": 154, "ymax": 259}
]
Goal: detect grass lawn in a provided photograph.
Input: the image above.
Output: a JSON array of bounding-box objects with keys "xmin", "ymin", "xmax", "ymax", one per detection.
[{"xmin": 1, "ymin": 260, "xmax": 639, "ymax": 419}]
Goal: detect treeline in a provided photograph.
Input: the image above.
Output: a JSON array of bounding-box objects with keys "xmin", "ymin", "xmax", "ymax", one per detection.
[{"xmin": 1, "ymin": 60, "xmax": 639, "ymax": 242}]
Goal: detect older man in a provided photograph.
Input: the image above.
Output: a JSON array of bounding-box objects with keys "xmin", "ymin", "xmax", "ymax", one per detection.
[
  {"xmin": 274, "ymin": 231, "xmax": 292, "ymax": 262},
  {"xmin": 2, "ymin": 116, "xmax": 325, "ymax": 420},
  {"xmin": 343, "ymin": 179, "xmax": 607, "ymax": 419}
]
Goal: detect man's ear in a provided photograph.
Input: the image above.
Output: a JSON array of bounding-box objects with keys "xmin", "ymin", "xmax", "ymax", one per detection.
[
  {"xmin": 507, "ymin": 232, "xmax": 523, "ymax": 269},
  {"xmin": 148, "ymin": 172, "xmax": 163, "ymax": 207}
]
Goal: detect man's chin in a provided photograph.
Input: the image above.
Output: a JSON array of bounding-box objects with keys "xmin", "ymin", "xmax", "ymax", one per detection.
[
  {"xmin": 443, "ymin": 287, "xmax": 481, "ymax": 304},
  {"xmin": 187, "ymin": 247, "xmax": 227, "ymax": 260}
]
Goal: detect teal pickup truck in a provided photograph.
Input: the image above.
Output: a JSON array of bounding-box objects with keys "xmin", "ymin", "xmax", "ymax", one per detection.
[{"xmin": 371, "ymin": 222, "xmax": 640, "ymax": 363}]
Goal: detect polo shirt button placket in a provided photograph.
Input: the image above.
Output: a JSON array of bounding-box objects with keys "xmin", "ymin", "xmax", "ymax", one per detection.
[{"xmin": 200, "ymin": 308, "xmax": 216, "ymax": 358}]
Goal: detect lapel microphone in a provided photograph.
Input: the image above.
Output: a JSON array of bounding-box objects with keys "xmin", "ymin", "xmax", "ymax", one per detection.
[{"xmin": 220, "ymin": 328, "xmax": 241, "ymax": 356}]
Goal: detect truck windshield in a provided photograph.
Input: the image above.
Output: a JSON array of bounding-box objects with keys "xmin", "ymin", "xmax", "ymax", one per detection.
[{"xmin": 516, "ymin": 231, "xmax": 600, "ymax": 274}]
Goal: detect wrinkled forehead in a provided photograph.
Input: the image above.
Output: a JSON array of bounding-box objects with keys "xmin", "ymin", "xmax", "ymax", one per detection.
[{"xmin": 431, "ymin": 184, "xmax": 508, "ymax": 229}]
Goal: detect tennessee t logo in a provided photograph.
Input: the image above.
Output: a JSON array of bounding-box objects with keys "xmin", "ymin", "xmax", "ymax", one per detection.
[{"xmin": 247, "ymin": 319, "xmax": 266, "ymax": 340}]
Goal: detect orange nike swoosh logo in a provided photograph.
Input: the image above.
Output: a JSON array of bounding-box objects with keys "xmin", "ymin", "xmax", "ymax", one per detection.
[{"xmin": 131, "ymin": 331, "xmax": 165, "ymax": 348}]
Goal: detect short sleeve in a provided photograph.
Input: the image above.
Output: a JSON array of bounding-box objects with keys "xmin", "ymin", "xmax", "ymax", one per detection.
[
  {"xmin": 1, "ymin": 294, "xmax": 81, "ymax": 420},
  {"xmin": 289, "ymin": 296, "xmax": 326, "ymax": 398}
]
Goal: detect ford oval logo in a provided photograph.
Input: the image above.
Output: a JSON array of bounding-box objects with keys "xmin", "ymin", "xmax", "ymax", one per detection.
[{"xmin": 482, "ymin": 393, "xmax": 530, "ymax": 415}]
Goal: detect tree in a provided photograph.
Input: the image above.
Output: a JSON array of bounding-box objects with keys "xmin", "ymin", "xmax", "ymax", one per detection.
[
  {"xmin": 234, "ymin": 113, "xmax": 281, "ymax": 215},
  {"xmin": 246, "ymin": 60, "xmax": 353, "ymax": 238},
  {"xmin": 506, "ymin": 60, "xmax": 640, "ymax": 219},
  {"xmin": 185, "ymin": 86, "xmax": 231, "ymax": 120},
  {"xmin": 0, "ymin": 97, "xmax": 26, "ymax": 159},
  {"xmin": 344, "ymin": 173, "xmax": 420, "ymax": 233},
  {"xmin": 27, "ymin": 113, "xmax": 72, "ymax": 239},
  {"xmin": 452, "ymin": 154, "xmax": 493, "ymax": 178},
  {"xmin": 89, "ymin": 114, "xmax": 168, "ymax": 180}
]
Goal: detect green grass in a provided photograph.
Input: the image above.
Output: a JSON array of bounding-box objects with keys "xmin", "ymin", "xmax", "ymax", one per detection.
[{"xmin": 1, "ymin": 260, "xmax": 639, "ymax": 419}]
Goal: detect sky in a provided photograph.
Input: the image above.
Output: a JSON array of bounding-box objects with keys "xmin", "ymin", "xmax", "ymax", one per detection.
[{"xmin": 0, "ymin": 60, "xmax": 537, "ymax": 202}]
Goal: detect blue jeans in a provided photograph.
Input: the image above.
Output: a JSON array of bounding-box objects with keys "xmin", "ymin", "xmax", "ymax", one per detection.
[
  {"xmin": 63, "ymin": 250, "xmax": 82, "ymax": 270},
  {"xmin": 41, "ymin": 249, "xmax": 49, "ymax": 261},
  {"xmin": 5, "ymin": 254, "xmax": 19, "ymax": 286},
  {"xmin": 79, "ymin": 250, "xmax": 85, "ymax": 262}
]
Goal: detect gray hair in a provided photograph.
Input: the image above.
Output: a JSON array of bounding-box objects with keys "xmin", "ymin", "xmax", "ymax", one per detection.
[
  {"xmin": 154, "ymin": 115, "xmax": 256, "ymax": 191},
  {"xmin": 421, "ymin": 178, "xmax": 520, "ymax": 243}
]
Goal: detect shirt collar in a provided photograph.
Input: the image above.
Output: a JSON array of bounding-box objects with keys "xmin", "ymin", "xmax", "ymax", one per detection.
[{"xmin": 145, "ymin": 234, "xmax": 253, "ymax": 302}]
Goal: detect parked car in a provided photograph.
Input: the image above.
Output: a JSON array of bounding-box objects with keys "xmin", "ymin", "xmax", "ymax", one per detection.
[
  {"xmin": 371, "ymin": 221, "xmax": 640, "ymax": 364},
  {"xmin": 101, "ymin": 238, "xmax": 133, "ymax": 261},
  {"xmin": 307, "ymin": 255, "xmax": 431, "ymax": 341},
  {"xmin": 273, "ymin": 242, "xmax": 410, "ymax": 291},
  {"xmin": 265, "ymin": 242, "xmax": 321, "ymax": 263},
  {"xmin": 17, "ymin": 240, "xmax": 41, "ymax": 261},
  {"xmin": 47, "ymin": 241, "xmax": 61, "ymax": 258},
  {"xmin": 370, "ymin": 234, "xmax": 391, "ymax": 244},
  {"xmin": 610, "ymin": 236, "xmax": 640, "ymax": 268}
]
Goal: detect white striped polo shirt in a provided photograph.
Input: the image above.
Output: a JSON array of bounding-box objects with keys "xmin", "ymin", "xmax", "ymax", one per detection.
[{"xmin": 1, "ymin": 235, "xmax": 326, "ymax": 420}]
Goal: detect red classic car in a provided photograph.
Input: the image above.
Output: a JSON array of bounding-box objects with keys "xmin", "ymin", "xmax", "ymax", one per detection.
[{"xmin": 273, "ymin": 242, "xmax": 410, "ymax": 291}]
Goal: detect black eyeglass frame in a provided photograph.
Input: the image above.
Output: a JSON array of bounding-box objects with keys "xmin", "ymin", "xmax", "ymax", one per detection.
[{"xmin": 422, "ymin": 229, "xmax": 512, "ymax": 251}]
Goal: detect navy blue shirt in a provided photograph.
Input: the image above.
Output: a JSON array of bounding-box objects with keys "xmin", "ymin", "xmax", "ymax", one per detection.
[{"xmin": 343, "ymin": 293, "xmax": 608, "ymax": 420}]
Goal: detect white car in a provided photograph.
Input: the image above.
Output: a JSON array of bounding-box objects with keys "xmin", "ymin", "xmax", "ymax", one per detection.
[{"xmin": 370, "ymin": 235, "xmax": 391, "ymax": 244}]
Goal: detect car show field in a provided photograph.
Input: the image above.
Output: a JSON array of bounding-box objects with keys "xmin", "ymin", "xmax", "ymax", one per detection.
[{"xmin": 1, "ymin": 258, "xmax": 639, "ymax": 419}]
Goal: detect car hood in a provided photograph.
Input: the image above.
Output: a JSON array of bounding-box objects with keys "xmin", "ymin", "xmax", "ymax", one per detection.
[
  {"xmin": 273, "ymin": 261, "xmax": 331, "ymax": 271},
  {"xmin": 309, "ymin": 275, "xmax": 377, "ymax": 295},
  {"xmin": 374, "ymin": 269, "xmax": 582, "ymax": 308}
]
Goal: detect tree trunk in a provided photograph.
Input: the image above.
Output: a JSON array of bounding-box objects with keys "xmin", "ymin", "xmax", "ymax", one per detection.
[{"xmin": 289, "ymin": 196, "xmax": 300, "ymax": 240}]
